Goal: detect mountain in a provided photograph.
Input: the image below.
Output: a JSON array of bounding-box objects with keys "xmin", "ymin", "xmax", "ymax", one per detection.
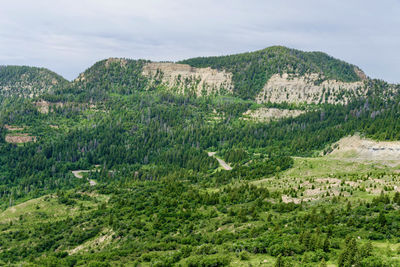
[
  {"xmin": 69, "ymin": 58, "xmax": 234, "ymax": 101},
  {"xmin": 179, "ymin": 46, "xmax": 368, "ymax": 101},
  {"xmin": 1, "ymin": 47, "xmax": 400, "ymax": 266},
  {"xmin": 2, "ymin": 46, "xmax": 396, "ymax": 106},
  {"xmin": 71, "ymin": 58, "xmax": 149, "ymax": 100},
  {"xmin": 0, "ymin": 65, "xmax": 68, "ymax": 98},
  {"xmin": 14, "ymin": 46, "xmax": 377, "ymax": 105}
]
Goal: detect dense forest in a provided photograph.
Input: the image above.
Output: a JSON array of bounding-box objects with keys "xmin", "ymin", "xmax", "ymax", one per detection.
[{"xmin": 1, "ymin": 47, "xmax": 400, "ymax": 266}]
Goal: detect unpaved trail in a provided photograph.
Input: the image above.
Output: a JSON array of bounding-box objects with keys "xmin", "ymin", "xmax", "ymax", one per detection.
[
  {"xmin": 72, "ymin": 170, "xmax": 88, "ymax": 179},
  {"xmin": 208, "ymin": 152, "xmax": 232, "ymax": 170}
]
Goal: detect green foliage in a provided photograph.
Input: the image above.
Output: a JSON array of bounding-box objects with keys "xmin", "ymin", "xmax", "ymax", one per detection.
[
  {"xmin": 58, "ymin": 58, "xmax": 149, "ymax": 101},
  {"xmin": 224, "ymin": 148, "xmax": 248, "ymax": 164},
  {"xmin": 185, "ymin": 254, "xmax": 231, "ymax": 266}
]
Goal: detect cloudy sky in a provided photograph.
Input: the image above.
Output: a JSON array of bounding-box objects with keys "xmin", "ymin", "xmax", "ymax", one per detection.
[{"xmin": 0, "ymin": 0, "xmax": 399, "ymax": 82}]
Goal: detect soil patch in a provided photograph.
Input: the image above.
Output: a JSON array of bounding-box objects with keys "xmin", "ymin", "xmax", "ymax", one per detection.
[{"xmin": 5, "ymin": 133, "xmax": 36, "ymax": 143}]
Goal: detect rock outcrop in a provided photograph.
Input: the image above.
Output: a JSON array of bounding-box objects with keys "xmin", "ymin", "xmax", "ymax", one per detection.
[
  {"xmin": 256, "ymin": 73, "xmax": 367, "ymax": 105},
  {"xmin": 142, "ymin": 62, "xmax": 233, "ymax": 96}
]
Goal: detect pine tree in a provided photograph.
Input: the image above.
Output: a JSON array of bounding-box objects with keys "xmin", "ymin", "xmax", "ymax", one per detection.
[
  {"xmin": 360, "ymin": 240, "xmax": 373, "ymax": 258},
  {"xmin": 275, "ymin": 254, "xmax": 284, "ymax": 267},
  {"xmin": 393, "ymin": 191, "xmax": 400, "ymax": 205},
  {"xmin": 323, "ymin": 237, "xmax": 330, "ymax": 252},
  {"xmin": 338, "ymin": 236, "xmax": 360, "ymax": 267},
  {"xmin": 378, "ymin": 211, "xmax": 387, "ymax": 226}
]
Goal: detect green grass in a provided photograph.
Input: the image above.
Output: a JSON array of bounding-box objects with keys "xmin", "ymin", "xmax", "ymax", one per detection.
[
  {"xmin": 1, "ymin": 192, "xmax": 107, "ymax": 226},
  {"xmin": 251, "ymin": 155, "xmax": 400, "ymax": 204}
]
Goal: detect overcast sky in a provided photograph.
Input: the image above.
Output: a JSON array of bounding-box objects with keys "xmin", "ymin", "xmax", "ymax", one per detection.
[{"xmin": 0, "ymin": 0, "xmax": 399, "ymax": 83}]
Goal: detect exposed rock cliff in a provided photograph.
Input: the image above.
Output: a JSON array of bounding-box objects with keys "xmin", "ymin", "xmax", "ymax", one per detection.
[
  {"xmin": 142, "ymin": 62, "xmax": 233, "ymax": 96},
  {"xmin": 256, "ymin": 73, "xmax": 367, "ymax": 105}
]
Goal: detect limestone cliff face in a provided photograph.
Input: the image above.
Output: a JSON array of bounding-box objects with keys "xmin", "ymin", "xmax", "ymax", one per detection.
[
  {"xmin": 256, "ymin": 73, "xmax": 367, "ymax": 105},
  {"xmin": 142, "ymin": 62, "xmax": 233, "ymax": 96}
]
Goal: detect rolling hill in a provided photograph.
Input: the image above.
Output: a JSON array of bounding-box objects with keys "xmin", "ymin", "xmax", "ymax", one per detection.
[{"xmin": 0, "ymin": 65, "xmax": 68, "ymax": 98}]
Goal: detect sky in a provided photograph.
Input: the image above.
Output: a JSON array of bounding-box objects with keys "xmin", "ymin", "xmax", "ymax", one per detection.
[{"xmin": 0, "ymin": 0, "xmax": 399, "ymax": 83}]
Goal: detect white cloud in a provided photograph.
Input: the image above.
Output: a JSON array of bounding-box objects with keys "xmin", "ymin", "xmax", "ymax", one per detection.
[{"xmin": 0, "ymin": 0, "xmax": 399, "ymax": 82}]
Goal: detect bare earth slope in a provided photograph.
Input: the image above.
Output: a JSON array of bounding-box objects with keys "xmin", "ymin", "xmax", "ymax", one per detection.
[{"xmin": 328, "ymin": 134, "xmax": 400, "ymax": 165}]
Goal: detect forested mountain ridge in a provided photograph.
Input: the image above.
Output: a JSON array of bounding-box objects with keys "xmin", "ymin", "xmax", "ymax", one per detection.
[
  {"xmin": 2, "ymin": 46, "xmax": 390, "ymax": 105},
  {"xmin": 65, "ymin": 58, "xmax": 233, "ymax": 101},
  {"xmin": 64, "ymin": 47, "xmax": 397, "ymax": 105},
  {"xmin": 0, "ymin": 65, "xmax": 68, "ymax": 98}
]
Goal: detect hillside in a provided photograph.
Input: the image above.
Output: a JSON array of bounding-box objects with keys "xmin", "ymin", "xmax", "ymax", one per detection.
[
  {"xmin": 70, "ymin": 58, "xmax": 149, "ymax": 101},
  {"xmin": 66, "ymin": 58, "xmax": 234, "ymax": 101},
  {"xmin": 0, "ymin": 65, "xmax": 68, "ymax": 98},
  {"xmin": 1, "ymin": 47, "xmax": 400, "ymax": 266}
]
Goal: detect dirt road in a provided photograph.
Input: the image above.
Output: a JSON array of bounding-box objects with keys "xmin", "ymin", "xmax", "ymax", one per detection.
[
  {"xmin": 72, "ymin": 170, "xmax": 96, "ymax": 186},
  {"xmin": 207, "ymin": 152, "xmax": 232, "ymax": 170}
]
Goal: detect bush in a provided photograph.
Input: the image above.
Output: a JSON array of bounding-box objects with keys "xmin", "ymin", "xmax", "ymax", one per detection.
[
  {"xmin": 185, "ymin": 254, "xmax": 231, "ymax": 267},
  {"xmin": 239, "ymin": 250, "xmax": 250, "ymax": 260}
]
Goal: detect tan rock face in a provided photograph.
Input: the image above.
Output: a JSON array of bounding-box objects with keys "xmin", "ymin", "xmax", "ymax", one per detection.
[
  {"xmin": 242, "ymin": 107, "xmax": 305, "ymax": 122},
  {"xmin": 34, "ymin": 100, "xmax": 65, "ymax": 114},
  {"xmin": 256, "ymin": 73, "xmax": 366, "ymax": 105},
  {"xmin": 142, "ymin": 62, "xmax": 233, "ymax": 96}
]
